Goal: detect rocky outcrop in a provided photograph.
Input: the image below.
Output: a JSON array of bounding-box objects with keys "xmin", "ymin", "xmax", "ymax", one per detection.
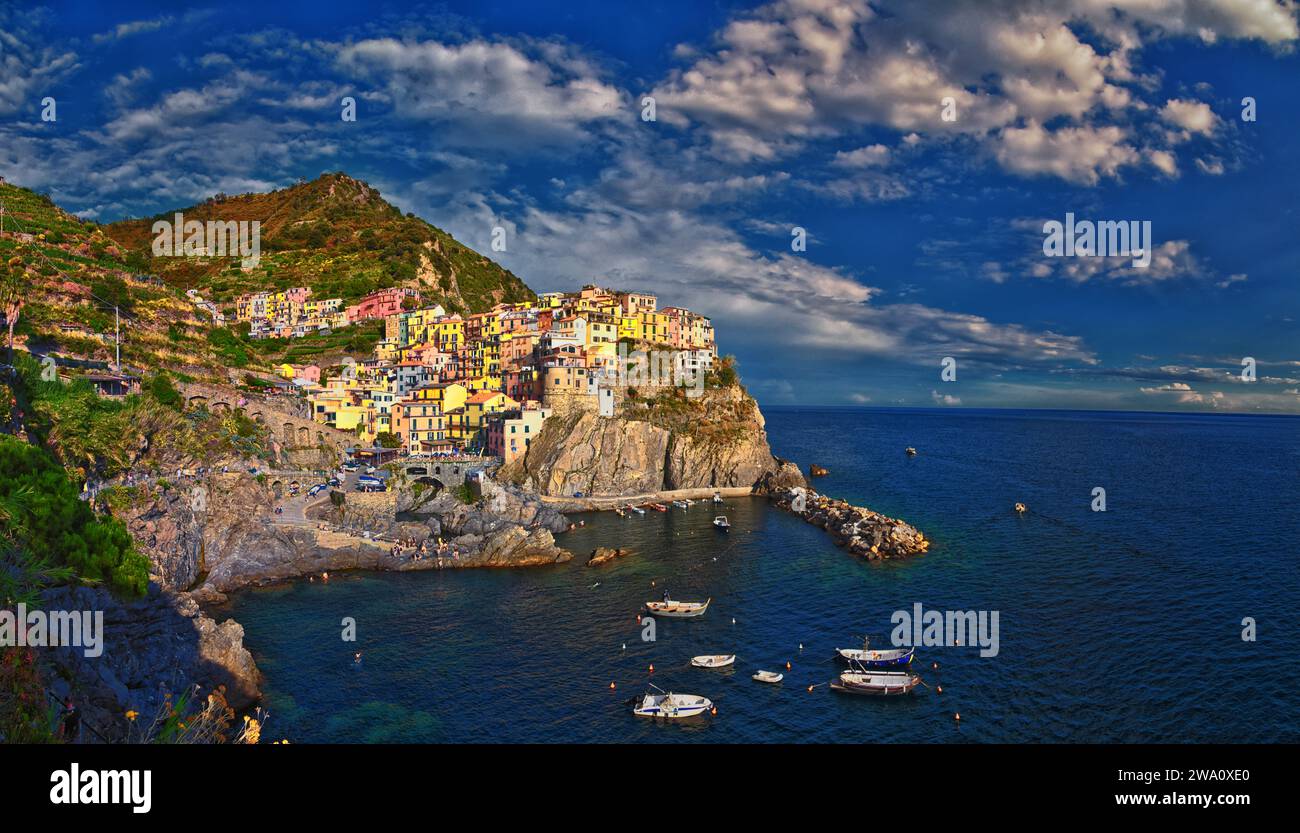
[
  {"xmin": 503, "ymin": 385, "xmax": 802, "ymax": 498},
  {"xmin": 766, "ymin": 485, "xmax": 930, "ymax": 561},
  {"xmin": 37, "ymin": 585, "xmax": 261, "ymax": 743},
  {"xmin": 587, "ymin": 546, "xmax": 632, "ymax": 567},
  {"xmin": 809, "ymin": 464, "xmax": 829, "ymax": 477}
]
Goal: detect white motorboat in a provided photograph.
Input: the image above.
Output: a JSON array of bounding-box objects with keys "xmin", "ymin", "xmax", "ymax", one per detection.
[
  {"xmin": 711, "ymin": 493, "xmax": 723, "ymax": 504},
  {"xmin": 626, "ymin": 505, "xmax": 646, "ymax": 515},
  {"xmin": 644, "ymin": 597, "xmax": 711, "ymax": 618},
  {"xmin": 712, "ymin": 516, "xmax": 731, "ymax": 530},
  {"xmin": 691, "ymin": 654, "xmax": 736, "ymax": 668},
  {"xmin": 752, "ymin": 670, "xmax": 784, "ymax": 684},
  {"xmin": 632, "ymin": 691, "xmax": 713, "ymax": 719},
  {"xmin": 672, "ymin": 500, "xmax": 690, "ymax": 509}
]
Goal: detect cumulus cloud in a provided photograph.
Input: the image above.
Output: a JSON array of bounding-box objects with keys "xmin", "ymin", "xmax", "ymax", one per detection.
[
  {"xmin": 651, "ymin": 0, "xmax": 1297, "ymax": 181},
  {"xmin": 334, "ymin": 38, "xmax": 625, "ymax": 148}
]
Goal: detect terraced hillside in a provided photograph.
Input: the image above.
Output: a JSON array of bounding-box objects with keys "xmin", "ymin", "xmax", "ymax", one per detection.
[{"xmin": 0, "ymin": 177, "xmax": 229, "ymax": 379}]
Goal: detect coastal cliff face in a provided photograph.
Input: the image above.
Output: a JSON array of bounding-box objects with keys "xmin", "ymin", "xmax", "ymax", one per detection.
[
  {"xmin": 502, "ymin": 384, "xmax": 802, "ymax": 497},
  {"xmin": 38, "ymin": 585, "xmax": 261, "ymax": 742}
]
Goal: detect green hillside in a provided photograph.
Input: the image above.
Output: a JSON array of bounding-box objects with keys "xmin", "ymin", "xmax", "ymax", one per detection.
[{"xmin": 104, "ymin": 172, "xmax": 535, "ymax": 317}]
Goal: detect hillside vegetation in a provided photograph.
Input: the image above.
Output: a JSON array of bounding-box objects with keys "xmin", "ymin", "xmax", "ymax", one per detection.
[
  {"xmin": 105, "ymin": 172, "xmax": 535, "ymax": 318},
  {"xmin": 0, "ymin": 178, "xmax": 229, "ymax": 379}
]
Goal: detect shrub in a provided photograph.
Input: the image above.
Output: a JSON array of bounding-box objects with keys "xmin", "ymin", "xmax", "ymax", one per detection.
[{"xmin": 0, "ymin": 436, "xmax": 148, "ymax": 599}]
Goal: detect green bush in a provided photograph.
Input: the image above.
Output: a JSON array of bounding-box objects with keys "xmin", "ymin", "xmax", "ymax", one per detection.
[{"xmin": 0, "ymin": 436, "xmax": 149, "ymax": 599}]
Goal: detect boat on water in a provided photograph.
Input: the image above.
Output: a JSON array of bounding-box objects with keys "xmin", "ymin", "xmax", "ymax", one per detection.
[
  {"xmin": 713, "ymin": 515, "xmax": 731, "ymax": 530},
  {"xmin": 632, "ymin": 691, "xmax": 713, "ymax": 719},
  {"xmin": 752, "ymin": 670, "xmax": 784, "ymax": 684},
  {"xmin": 711, "ymin": 492, "xmax": 723, "ymax": 503},
  {"xmin": 672, "ymin": 499, "xmax": 690, "ymax": 509},
  {"xmin": 834, "ymin": 638, "xmax": 914, "ymax": 668},
  {"xmin": 905, "ymin": 447, "xmax": 917, "ymax": 456},
  {"xmin": 645, "ymin": 503, "xmax": 668, "ymax": 512},
  {"xmin": 691, "ymin": 654, "xmax": 736, "ymax": 668},
  {"xmin": 626, "ymin": 505, "xmax": 646, "ymax": 515},
  {"xmin": 644, "ymin": 597, "xmax": 711, "ymax": 618},
  {"xmin": 831, "ymin": 670, "xmax": 922, "ymax": 696}
]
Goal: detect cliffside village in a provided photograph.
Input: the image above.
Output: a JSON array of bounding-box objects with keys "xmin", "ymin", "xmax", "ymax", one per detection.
[{"xmin": 238, "ymin": 285, "xmax": 717, "ymax": 462}]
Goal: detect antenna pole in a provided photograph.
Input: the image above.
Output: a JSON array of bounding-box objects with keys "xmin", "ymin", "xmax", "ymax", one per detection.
[{"xmin": 115, "ymin": 306, "xmax": 121, "ymax": 371}]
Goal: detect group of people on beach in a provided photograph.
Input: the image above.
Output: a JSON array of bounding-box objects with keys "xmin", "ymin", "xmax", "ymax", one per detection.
[{"xmin": 390, "ymin": 535, "xmax": 456, "ymax": 562}]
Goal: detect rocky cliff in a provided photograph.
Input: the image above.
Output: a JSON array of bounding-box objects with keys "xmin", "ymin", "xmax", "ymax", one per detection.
[
  {"xmin": 502, "ymin": 384, "xmax": 802, "ymax": 497},
  {"xmin": 38, "ymin": 584, "xmax": 261, "ymax": 743}
]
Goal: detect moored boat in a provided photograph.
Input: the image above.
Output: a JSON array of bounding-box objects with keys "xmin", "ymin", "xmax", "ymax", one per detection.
[
  {"xmin": 626, "ymin": 504, "xmax": 646, "ymax": 515},
  {"xmin": 691, "ymin": 654, "xmax": 736, "ymax": 668},
  {"xmin": 646, "ymin": 503, "xmax": 668, "ymax": 512},
  {"xmin": 831, "ymin": 670, "xmax": 921, "ymax": 696},
  {"xmin": 752, "ymin": 670, "xmax": 784, "ymax": 684},
  {"xmin": 834, "ymin": 639, "xmax": 915, "ymax": 668},
  {"xmin": 712, "ymin": 516, "xmax": 731, "ymax": 530},
  {"xmin": 632, "ymin": 691, "xmax": 713, "ymax": 719},
  {"xmin": 644, "ymin": 597, "xmax": 711, "ymax": 618},
  {"xmin": 672, "ymin": 499, "xmax": 690, "ymax": 509}
]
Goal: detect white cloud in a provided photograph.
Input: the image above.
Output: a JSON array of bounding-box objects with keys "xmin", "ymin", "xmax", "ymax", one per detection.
[
  {"xmin": 1159, "ymin": 98, "xmax": 1218, "ymax": 136},
  {"xmin": 334, "ymin": 38, "xmax": 625, "ymax": 148}
]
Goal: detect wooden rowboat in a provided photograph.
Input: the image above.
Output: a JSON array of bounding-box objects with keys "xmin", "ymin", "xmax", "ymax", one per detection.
[
  {"xmin": 691, "ymin": 654, "xmax": 735, "ymax": 668},
  {"xmin": 644, "ymin": 598, "xmax": 711, "ymax": 618},
  {"xmin": 831, "ymin": 670, "xmax": 921, "ymax": 696}
]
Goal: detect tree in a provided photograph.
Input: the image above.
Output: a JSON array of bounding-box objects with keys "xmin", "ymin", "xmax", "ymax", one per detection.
[
  {"xmin": 375, "ymin": 431, "xmax": 401, "ymax": 448},
  {"xmin": 0, "ymin": 249, "xmax": 27, "ymax": 364}
]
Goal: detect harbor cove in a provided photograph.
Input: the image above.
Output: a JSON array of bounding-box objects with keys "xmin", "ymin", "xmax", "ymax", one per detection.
[{"xmin": 221, "ymin": 407, "xmax": 1297, "ymax": 743}]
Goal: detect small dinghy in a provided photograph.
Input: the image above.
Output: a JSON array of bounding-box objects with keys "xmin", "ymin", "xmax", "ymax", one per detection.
[
  {"xmin": 712, "ymin": 492, "xmax": 723, "ymax": 504},
  {"xmin": 644, "ymin": 597, "xmax": 711, "ymax": 618},
  {"xmin": 672, "ymin": 500, "xmax": 690, "ymax": 509},
  {"xmin": 627, "ymin": 505, "xmax": 646, "ymax": 515},
  {"xmin": 831, "ymin": 670, "xmax": 921, "ymax": 696},
  {"xmin": 691, "ymin": 654, "xmax": 736, "ymax": 668},
  {"xmin": 835, "ymin": 638, "xmax": 914, "ymax": 668},
  {"xmin": 632, "ymin": 690, "xmax": 713, "ymax": 719},
  {"xmin": 752, "ymin": 670, "xmax": 784, "ymax": 684},
  {"xmin": 645, "ymin": 503, "xmax": 668, "ymax": 512},
  {"xmin": 712, "ymin": 516, "xmax": 731, "ymax": 530},
  {"xmin": 905, "ymin": 447, "xmax": 917, "ymax": 456}
]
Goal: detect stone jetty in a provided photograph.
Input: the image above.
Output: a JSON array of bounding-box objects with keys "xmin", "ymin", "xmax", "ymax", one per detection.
[{"xmin": 763, "ymin": 485, "xmax": 929, "ymax": 561}]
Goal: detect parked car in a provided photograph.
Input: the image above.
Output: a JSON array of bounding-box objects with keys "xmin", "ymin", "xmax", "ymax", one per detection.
[{"xmin": 327, "ymin": 478, "xmax": 340, "ymax": 487}]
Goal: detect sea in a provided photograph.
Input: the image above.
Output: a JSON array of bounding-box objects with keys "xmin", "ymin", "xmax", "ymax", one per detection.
[{"xmin": 222, "ymin": 407, "xmax": 1299, "ymax": 743}]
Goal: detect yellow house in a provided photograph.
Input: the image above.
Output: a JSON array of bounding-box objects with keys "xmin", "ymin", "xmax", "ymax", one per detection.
[
  {"xmin": 412, "ymin": 382, "xmax": 468, "ymax": 414},
  {"xmin": 638, "ymin": 311, "xmax": 672, "ymax": 345},
  {"xmin": 276, "ymin": 363, "xmax": 296, "ymax": 380}
]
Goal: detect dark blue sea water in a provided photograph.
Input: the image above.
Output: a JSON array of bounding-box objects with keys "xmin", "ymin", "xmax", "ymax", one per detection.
[{"xmin": 222, "ymin": 407, "xmax": 1299, "ymax": 743}]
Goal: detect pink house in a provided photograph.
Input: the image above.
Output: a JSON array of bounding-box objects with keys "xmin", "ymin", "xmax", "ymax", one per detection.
[{"xmin": 346, "ymin": 287, "xmax": 421, "ymax": 323}]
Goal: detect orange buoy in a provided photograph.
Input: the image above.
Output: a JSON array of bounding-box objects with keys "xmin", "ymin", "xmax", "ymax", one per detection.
[
  {"xmin": 636, "ymin": 614, "xmax": 642, "ymax": 623},
  {"xmin": 711, "ymin": 706, "xmax": 717, "ymax": 716},
  {"xmin": 648, "ymin": 664, "xmax": 654, "ymax": 673},
  {"xmin": 936, "ymin": 685, "xmax": 943, "ymax": 694},
  {"xmin": 807, "ymin": 685, "xmax": 814, "ymax": 692},
  {"xmin": 932, "ymin": 662, "xmax": 938, "ymax": 669},
  {"xmin": 785, "ymin": 661, "xmax": 792, "ymax": 670},
  {"xmin": 954, "ymin": 713, "xmax": 961, "ymax": 722},
  {"xmin": 609, "ymin": 682, "xmax": 616, "ymax": 690}
]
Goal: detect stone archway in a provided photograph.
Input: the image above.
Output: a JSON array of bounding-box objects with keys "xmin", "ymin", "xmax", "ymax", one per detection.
[
  {"xmin": 212, "ymin": 401, "xmax": 232, "ymax": 413},
  {"xmin": 415, "ymin": 476, "xmax": 445, "ymax": 494},
  {"xmin": 271, "ymin": 480, "xmax": 284, "ymax": 497},
  {"xmin": 298, "ymin": 426, "xmax": 310, "ymax": 445},
  {"xmin": 187, "ymin": 394, "xmax": 208, "ymax": 408}
]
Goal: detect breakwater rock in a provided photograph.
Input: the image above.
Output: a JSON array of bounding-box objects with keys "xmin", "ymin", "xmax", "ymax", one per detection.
[
  {"xmin": 764, "ymin": 485, "xmax": 929, "ymax": 561},
  {"xmin": 587, "ymin": 546, "xmax": 632, "ymax": 567}
]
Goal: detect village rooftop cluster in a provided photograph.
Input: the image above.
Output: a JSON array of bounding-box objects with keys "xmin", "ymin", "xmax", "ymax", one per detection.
[{"xmin": 265, "ymin": 285, "xmax": 717, "ymax": 461}]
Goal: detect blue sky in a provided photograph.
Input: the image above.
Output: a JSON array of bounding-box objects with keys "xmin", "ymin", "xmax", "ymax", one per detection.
[{"xmin": 2, "ymin": 0, "xmax": 1298, "ymax": 411}]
